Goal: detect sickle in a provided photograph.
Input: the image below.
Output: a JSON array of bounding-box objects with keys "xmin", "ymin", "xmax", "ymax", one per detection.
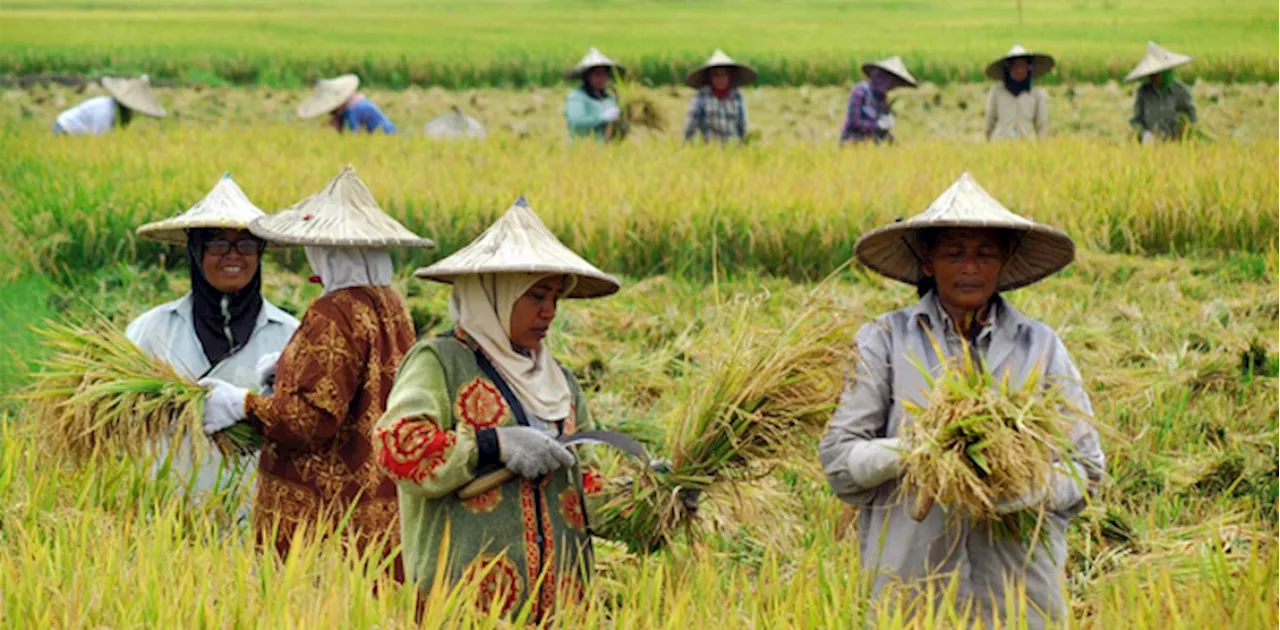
[{"xmin": 456, "ymin": 430, "xmax": 647, "ymax": 500}]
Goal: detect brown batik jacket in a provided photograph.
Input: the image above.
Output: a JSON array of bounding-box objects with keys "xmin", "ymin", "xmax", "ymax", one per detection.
[{"xmin": 244, "ymin": 285, "xmax": 416, "ymax": 579}]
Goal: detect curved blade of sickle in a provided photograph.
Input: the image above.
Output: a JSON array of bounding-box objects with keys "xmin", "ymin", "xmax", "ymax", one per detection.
[{"xmin": 560, "ymin": 430, "xmax": 648, "ymax": 460}]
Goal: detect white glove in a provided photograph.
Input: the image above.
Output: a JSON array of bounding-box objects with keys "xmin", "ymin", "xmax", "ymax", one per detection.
[
  {"xmin": 1140, "ymin": 130, "xmax": 1155, "ymax": 145},
  {"xmin": 599, "ymin": 104, "xmax": 621, "ymax": 123},
  {"xmin": 995, "ymin": 460, "xmax": 1089, "ymax": 515},
  {"xmin": 876, "ymin": 114, "xmax": 896, "ymax": 131},
  {"xmin": 497, "ymin": 426, "xmax": 575, "ymax": 479},
  {"xmin": 255, "ymin": 352, "xmax": 281, "ymax": 389},
  {"xmin": 199, "ymin": 378, "xmax": 249, "ymax": 436},
  {"xmin": 843, "ymin": 437, "xmax": 904, "ymax": 489}
]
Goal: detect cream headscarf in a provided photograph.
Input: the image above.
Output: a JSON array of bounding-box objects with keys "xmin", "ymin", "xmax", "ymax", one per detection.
[
  {"xmin": 449, "ymin": 272, "xmax": 579, "ymax": 420},
  {"xmin": 305, "ymin": 247, "xmax": 393, "ymax": 295}
]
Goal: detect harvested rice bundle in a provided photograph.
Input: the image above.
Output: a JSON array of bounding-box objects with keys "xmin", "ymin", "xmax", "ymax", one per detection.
[
  {"xmin": 900, "ymin": 341, "xmax": 1078, "ymax": 543},
  {"xmin": 22, "ymin": 317, "xmax": 261, "ymax": 461},
  {"xmin": 595, "ymin": 299, "xmax": 854, "ymax": 553}
]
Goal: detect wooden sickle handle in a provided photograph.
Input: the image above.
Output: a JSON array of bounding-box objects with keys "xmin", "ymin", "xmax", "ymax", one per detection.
[
  {"xmin": 911, "ymin": 496, "xmax": 935, "ymax": 521},
  {"xmin": 457, "ymin": 469, "xmax": 515, "ymax": 500}
]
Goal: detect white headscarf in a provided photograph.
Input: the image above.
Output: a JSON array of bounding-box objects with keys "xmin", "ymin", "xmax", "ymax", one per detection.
[
  {"xmin": 449, "ymin": 272, "xmax": 578, "ymax": 420},
  {"xmin": 304, "ymin": 247, "xmax": 393, "ymax": 295}
]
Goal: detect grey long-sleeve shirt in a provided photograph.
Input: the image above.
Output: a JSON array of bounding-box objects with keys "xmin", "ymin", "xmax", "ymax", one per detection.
[{"xmin": 819, "ymin": 292, "xmax": 1105, "ymax": 628}]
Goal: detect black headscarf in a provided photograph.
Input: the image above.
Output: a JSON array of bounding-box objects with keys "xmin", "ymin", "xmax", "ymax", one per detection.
[
  {"xmin": 580, "ymin": 69, "xmax": 611, "ymax": 101},
  {"xmin": 1003, "ymin": 59, "xmax": 1033, "ymax": 96},
  {"xmin": 186, "ymin": 229, "xmax": 264, "ymax": 366}
]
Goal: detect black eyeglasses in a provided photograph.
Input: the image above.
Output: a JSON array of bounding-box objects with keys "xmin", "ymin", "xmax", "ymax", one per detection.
[{"xmin": 205, "ymin": 238, "xmax": 263, "ymax": 256}]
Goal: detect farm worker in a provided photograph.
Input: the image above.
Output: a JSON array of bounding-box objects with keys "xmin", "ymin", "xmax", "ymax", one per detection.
[
  {"xmin": 296, "ymin": 74, "xmax": 397, "ymax": 134},
  {"xmin": 840, "ymin": 55, "xmax": 917, "ymax": 146},
  {"xmin": 984, "ymin": 44, "xmax": 1053, "ymax": 141},
  {"xmin": 199, "ymin": 166, "xmax": 434, "ymax": 580},
  {"xmin": 128, "ymin": 173, "xmax": 299, "ymax": 522},
  {"xmin": 374, "ymin": 197, "xmax": 621, "ymax": 620},
  {"xmin": 682, "ymin": 49, "xmax": 754, "ymax": 143},
  {"xmin": 1125, "ymin": 42, "xmax": 1198, "ymax": 143},
  {"xmin": 563, "ymin": 47, "xmax": 624, "ymax": 140},
  {"xmin": 819, "ymin": 173, "xmax": 1105, "ymax": 629},
  {"xmin": 425, "ymin": 106, "xmax": 488, "ymax": 140},
  {"xmin": 52, "ymin": 75, "xmax": 166, "ymax": 135}
]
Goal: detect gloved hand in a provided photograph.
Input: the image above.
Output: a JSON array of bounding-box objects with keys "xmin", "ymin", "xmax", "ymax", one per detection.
[
  {"xmin": 844, "ymin": 437, "xmax": 905, "ymax": 489},
  {"xmin": 876, "ymin": 114, "xmax": 896, "ymax": 131},
  {"xmin": 1140, "ymin": 130, "xmax": 1155, "ymax": 145},
  {"xmin": 497, "ymin": 426, "xmax": 575, "ymax": 479},
  {"xmin": 599, "ymin": 104, "xmax": 621, "ymax": 123},
  {"xmin": 255, "ymin": 351, "xmax": 281, "ymax": 389},
  {"xmin": 199, "ymin": 378, "xmax": 249, "ymax": 436},
  {"xmin": 995, "ymin": 460, "xmax": 1089, "ymax": 515}
]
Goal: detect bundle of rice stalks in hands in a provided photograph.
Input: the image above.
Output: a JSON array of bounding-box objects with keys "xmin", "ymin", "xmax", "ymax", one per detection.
[
  {"xmin": 899, "ymin": 341, "xmax": 1078, "ymax": 545},
  {"xmin": 605, "ymin": 70, "xmax": 667, "ymax": 142},
  {"xmin": 594, "ymin": 298, "xmax": 855, "ymax": 553},
  {"xmin": 21, "ymin": 317, "xmax": 262, "ymax": 462}
]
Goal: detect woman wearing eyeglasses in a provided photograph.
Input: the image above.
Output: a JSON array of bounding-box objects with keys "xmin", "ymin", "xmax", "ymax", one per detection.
[{"xmin": 127, "ymin": 173, "xmax": 300, "ymax": 520}]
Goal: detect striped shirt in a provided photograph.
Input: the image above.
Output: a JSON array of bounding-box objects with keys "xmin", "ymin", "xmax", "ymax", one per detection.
[
  {"xmin": 840, "ymin": 81, "xmax": 891, "ymax": 145},
  {"xmin": 683, "ymin": 86, "xmax": 747, "ymax": 142}
]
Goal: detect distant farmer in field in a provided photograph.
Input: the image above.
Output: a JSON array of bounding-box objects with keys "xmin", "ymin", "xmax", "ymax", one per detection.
[
  {"xmin": 819, "ymin": 173, "xmax": 1105, "ymax": 629},
  {"xmin": 840, "ymin": 56, "xmax": 917, "ymax": 146},
  {"xmin": 985, "ymin": 44, "xmax": 1053, "ymax": 141},
  {"xmin": 564, "ymin": 47, "xmax": 624, "ymax": 141},
  {"xmin": 198, "ymin": 166, "xmax": 433, "ymax": 581},
  {"xmin": 425, "ymin": 106, "xmax": 487, "ymax": 140},
  {"xmin": 374, "ymin": 197, "xmax": 621, "ymax": 620},
  {"xmin": 297, "ymin": 74, "xmax": 397, "ymax": 134},
  {"xmin": 682, "ymin": 49, "xmax": 754, "ymax": 143},
  {"xmin": 52, "ymin": 75, "xmax": 166, "ymax": 135},
  {"xmin": 1126, "ymin": 42, "xmax": 1198, "ymax": 143},
  {"xmin": 127, "ymin": 173, "xmax": 299, "ymax": 521}
]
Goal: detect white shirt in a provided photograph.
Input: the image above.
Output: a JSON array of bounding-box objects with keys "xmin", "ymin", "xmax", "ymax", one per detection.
[
  {"xmin": 125, "ymin": 293, "xmax": 300, "ymax": 520},
  {"xmin": 54, "ymin": 96, "xmax": 120, "ymax": 135},
  {"xmin": 984, "ymin": 84, "xmax": 1048, "ymax": 141}
]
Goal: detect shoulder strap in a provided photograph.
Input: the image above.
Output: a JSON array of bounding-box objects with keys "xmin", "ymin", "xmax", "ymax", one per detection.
[{"xmin": 466, "ymin": 337, "xmax": 532, "ymax": 428}]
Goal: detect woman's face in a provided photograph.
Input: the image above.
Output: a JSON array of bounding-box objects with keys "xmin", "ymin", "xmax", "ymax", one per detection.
[
  {"xmin": 508, "ymin": 275, "xmax": 566, "ymax": 351},
  {"xmin": 200, "ymin": 228, "xmax": 261, "ymax": 294},
  {"xmin": 587, "ymin": 67, "xmax": 611, "ymax": 92},
  {"xmin": 921, "ymin": 228, "xmax": 1009, "ymax": 313},
  {"xmin": 1008, "ymin": 58, "xmax": 1030, "ymax": 82},
  {"xmin": 709, "ymin": 67, "xmax": 733, "ymax": 91}
]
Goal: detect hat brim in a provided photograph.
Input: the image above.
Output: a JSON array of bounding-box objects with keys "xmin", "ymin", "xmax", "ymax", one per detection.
[
  {"xmin": 854, "ymin": 222, "xmax": 1075, "ymax": 292},
  {"xmin": 861, "ymin": 63, "xmax": 918, "ymax": 88},
  {"xmin": 249, "ymin": 209, "xmax": 436, "ymax": 249},
  {"xmin": 137, "ymin": 219, "xmax": 261, "ymax": 246},
  {"xmin": 985, "ymin": 54, "xmax": 1056, "ymax": 80},
  {"xmin": 102, "ymin": 78, "xmax": 167, "ymax": 118},
  {"xmin": 564, "ymin": 64, "xmax": 626, "ymax": 81},
  {"xmin": 414, "ymin": 266, "xmax": 620, "ymax": 299},
  {"xmin": 685, "ymin": 64, "xmax": 758, "ymax": 88},
  {"xmin": 1123, "ymin": 55, "xmax": 1193, "ymax": 82},
  {"xmin": 296, "ymin": 77, "xmax": 360, "ymax": 119}
]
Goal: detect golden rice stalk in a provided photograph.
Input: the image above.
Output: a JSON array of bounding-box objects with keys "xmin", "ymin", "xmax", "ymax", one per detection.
[
  {"xmin": 596, "ymin": 298, "xmax": 855, "ymax": 553},
  {"xmin": 899, "ymin": 339, "xmax": 1075, "ymax": 543},
  {"xmin": 20, "ymin": 317, "xmax": 261, "ymax": 461}
]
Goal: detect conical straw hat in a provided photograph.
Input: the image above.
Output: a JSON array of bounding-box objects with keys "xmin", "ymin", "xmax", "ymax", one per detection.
[
  {"xmin": 424, "ymin": 107, "xmax": 488, "ymax": 140},
  {"xmin": 861, "ymin": 55, "xmax": 918, "ymax": 88},
  {"xmin": 414, "ymin": 197, "xmax": 620, "ymax": 299},
  {"xmin": 249, "ymin": 166, "xmax": 435, "ymax": 248},
  {"xmin": 296, "ymin": 74, "xmax": 360, "ymax": 118},
  {"xmin": 1124, "ymin": 41, "xmax": 1193, "ymax": 82},
  {"xmin": 854, "ymin": 173, "xmax": 1075, "ymax": 292},
  {"xmin": 101, "ymin": 75, "xmax": 167, "ymax": 117},
  {"xmin": 985, "ymin": 44, "xmax": 1056, "ymax": 80},
  {"xmin": 685, "ymin": 49, "xmax": 758, "ymax": 88},
  {"xmin": 564, "ymin": 47, "xmax": 625, "ymax": 80},
  {"xmin": 136, "ymin": 173, "xmax": 266, "ymax": 245}
]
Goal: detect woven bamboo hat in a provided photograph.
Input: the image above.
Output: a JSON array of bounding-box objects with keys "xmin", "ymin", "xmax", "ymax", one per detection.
[
  {"xmin": 564, "ymin": 47, "xmax": 625, "ymax": 81},
  {"xmin": 986, "ymin": 44, "xmax": 1056, "ymax": 80},
  {"xmin": 1124, "ymin": 41, "xmax": 1193, "ymax": 82},
  {"xmin": 136, "ymin": 173, "xmax": 267, "ymax": 245},
  {"xmin": 415, "ymin": 197, "xmax": 620, "ymax": 299},
  {"xmin": 854, "ymin": 173, "xmax": 1075, "ymax": 292},
  {"xmin": 296, "ymin": 74, "xmax": 360, "ymax": 118},
  {"xmin": 685, "ymin": 49, "xmax": 757, "ymax": 88},
  {"xmin": 425, "ymin": 106, "xmax": 488, "ymax": 140},
  {"xmin": 101, "ymin": 75, "xmax": 167, "ymax": 117},
  {"xmin": 249, "ymin": 166, "xmax": 435, "ymax": 248},
  {"xmin": 861, "ymin": 55, "xmax": 918, "ymax": 88}
]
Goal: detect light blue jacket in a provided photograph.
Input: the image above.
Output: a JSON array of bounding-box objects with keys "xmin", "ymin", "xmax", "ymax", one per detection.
[{"xmin": 564, "ymin": 87, "xmax": 617, "ymax": 140}]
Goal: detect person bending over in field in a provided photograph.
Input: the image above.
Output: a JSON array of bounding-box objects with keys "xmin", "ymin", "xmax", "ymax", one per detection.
[
  {"xmin": 128, "ymin": 173, "xmax": 299, "ymax": 523},
  {"xmin": 984, "ymin": 44, "xmax": 1053, "ymax": 141},
  {"xmin": 1126, "ymin": 42, "xmax": 1198, "ymax": 143},
  {"xmin": 373, "ymin": 197, "xmax": 621, "ymax": 621},
  {"xmin": 819, "ymin": 173, "xmax": 1104, "ymax": 629},
  {"xmin": 296, "ymin": 74, "xmax": 397, "ymax": 134},
  {"xmin": 563, "ymin": 47, "xmax": 624, "ymax": 141},
  {"xmin": 682, "ymin": 49, "xmax": 754, "ymax": 144},
  {"xmin": 840, "ymin": 55, "xmax": 917, "ymax": 146},
  {"xmin": 52, "ymin": 75, "xmax": 166, "ymax": 135},
  {"xmin": 198, "ymin": 166, "xmax": 433, "ymax": 582}
]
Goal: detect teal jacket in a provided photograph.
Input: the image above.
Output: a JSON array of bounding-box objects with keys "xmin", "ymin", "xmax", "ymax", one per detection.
[{"xmin": 563, "ymin": 87, "xmax": 617, "ymax": 140}]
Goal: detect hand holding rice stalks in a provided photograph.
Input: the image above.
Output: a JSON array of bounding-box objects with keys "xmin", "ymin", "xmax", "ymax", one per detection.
[
  {"xmin": 900, "ymin": 341, "xmax": 1076, "ymax": 543},
  {"xmin": 21, "ymin": 317, "xmax": 262, "ymax": 461}
]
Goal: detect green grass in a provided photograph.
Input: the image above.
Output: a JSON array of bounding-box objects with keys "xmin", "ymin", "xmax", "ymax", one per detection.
[
  {"xmin": 0, "ymin": 276, "xmax": 52, "ymax": 397},
  {"xmin": 1, "ymin": 0, "xmax": 1276, "ymax": 87}
]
